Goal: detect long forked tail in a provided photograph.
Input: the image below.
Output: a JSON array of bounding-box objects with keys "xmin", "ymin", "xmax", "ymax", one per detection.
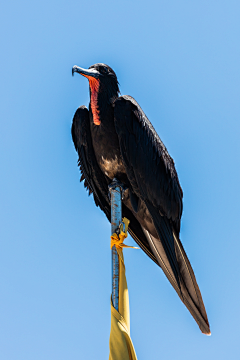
[
  {"xmin": 142, "ymin": 224, "xmax": 210, "ymax": 335},
  {"xmin": 173, "ymin": 232, "xmax": 210, "ymax": 334}
]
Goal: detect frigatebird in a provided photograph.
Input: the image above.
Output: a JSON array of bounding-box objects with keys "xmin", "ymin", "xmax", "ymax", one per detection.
[{"xmin": 71, "ymin": 63, "xmax": 210, "ymax": 335}]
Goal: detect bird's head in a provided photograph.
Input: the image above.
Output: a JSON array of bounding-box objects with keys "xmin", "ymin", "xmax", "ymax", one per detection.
[{"xmin": 72, "ymin": 63, "xmax": 120, "ymax": 104}]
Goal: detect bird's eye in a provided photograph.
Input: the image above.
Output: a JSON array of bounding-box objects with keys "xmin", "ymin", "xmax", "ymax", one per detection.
[{"xmin": 101, "ymin": 66, "xmax": 108, "ymax": 74}]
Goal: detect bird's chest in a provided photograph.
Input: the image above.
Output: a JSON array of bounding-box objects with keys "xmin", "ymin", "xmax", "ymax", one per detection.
[
  {"xmin": 100, "ymin": 155, "xmax": 125, "ymax": 180},
  {"xmin": 90, "ymin": 119, "xmax": 126, "ymax": 180}
]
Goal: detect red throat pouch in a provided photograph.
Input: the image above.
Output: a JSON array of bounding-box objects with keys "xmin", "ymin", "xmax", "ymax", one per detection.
[{"xmin": 85, "ymin": 76, "xmax": 101, "ymax": 125}]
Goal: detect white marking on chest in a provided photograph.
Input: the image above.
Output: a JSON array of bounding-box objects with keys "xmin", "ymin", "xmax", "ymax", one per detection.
[{"xmin": 101, "ymin": 155, "xmax": 125, "ymax": 178}]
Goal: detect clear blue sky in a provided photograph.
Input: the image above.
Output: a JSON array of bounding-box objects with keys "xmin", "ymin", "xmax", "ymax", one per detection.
[{"xmin": 1, "ymin": 0, "xmax": 240, "ymax": 359}]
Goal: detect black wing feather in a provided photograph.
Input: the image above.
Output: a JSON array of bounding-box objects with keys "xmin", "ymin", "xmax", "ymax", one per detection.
[
  {"xmin": 71, "ymin": 106, "xmax": 110, "ymax": 216},
  {"xmin": 114, "ymin": 96, "xmax": 181, "ymax": 284},
  {"xmin": 114, "ymin": 96, "xmax": 210, "ymax": 334}
]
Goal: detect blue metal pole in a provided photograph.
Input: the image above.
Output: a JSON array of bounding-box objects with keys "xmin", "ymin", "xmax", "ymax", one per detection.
[{"xmin": 109, "ymin": 179, "xmax": 122, "ymax": 311}]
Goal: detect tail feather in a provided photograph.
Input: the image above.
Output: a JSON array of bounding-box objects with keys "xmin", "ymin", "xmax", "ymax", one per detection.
[
  {"xmin": 173, "ymin": 233, "xmax": 210, "ymax": 334},
  {"xmin": 142, "ymin": 227, "xmax": 210, "ymax": 335}
]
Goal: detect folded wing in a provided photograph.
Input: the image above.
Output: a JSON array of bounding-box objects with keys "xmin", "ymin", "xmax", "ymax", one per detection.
[{"xmin": 114, "ymin": 96, "xmax": 210, "ymax": 334}]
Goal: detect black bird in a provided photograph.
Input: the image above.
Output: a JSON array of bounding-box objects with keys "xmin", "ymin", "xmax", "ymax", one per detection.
[{"xmin": 71, "ymin": 63, "xmax": 210, "ymax": 335}]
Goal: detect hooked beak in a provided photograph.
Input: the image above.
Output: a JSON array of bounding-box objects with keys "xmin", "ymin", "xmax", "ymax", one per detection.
[{"xmin": 72, "ymin": 65, "xmax": 99, "ymax": 78}]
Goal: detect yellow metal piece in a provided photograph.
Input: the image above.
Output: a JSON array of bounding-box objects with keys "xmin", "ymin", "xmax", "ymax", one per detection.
[
  {"xmin": 119, "ymin": 217, "xmax": 130, "ymax": 233},
  {"xmin": 110, "ymin": 218, "xmax": 138, "ymax": 250}
]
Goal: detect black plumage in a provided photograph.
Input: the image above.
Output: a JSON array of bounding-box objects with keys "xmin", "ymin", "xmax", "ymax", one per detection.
[{"xmin": 71, "ymin": 63, "xmax": 210, "ymax": 335}]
